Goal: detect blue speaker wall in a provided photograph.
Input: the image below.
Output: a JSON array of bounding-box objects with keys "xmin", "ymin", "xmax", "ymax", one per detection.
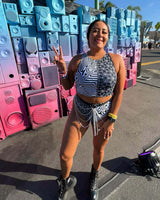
[
  {"xmin": 34, "ymin": 6, "xmax": 52, "ymax": 32},
  {"xmin": 46, "ymin": 0, "xmax": 65, "ymax": 15}
]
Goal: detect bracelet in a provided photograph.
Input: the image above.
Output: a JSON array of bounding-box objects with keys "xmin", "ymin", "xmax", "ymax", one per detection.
[
  {"xmin": 59, "ymin": 71, "xmax": 68, "ymax": 79},
  {"xmin": 108, "ymin": 112, "xmax": 117, "ymax": 119},
  {"xmin": 59, "ymin": 70, "xmax": 67, "ymax": 74},
  {"xmin": 107, "ymin": 116, "xmax": 116, "ymax": 123}
]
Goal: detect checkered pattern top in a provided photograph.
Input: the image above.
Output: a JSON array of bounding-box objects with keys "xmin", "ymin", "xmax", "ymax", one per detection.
[{"xmin": 75, "ymin": 53, "xmax": 117, "ymax": 97}]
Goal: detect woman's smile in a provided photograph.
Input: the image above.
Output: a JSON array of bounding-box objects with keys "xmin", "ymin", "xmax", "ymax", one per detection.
[{"xmin": 95, "ymin": 38, "xmax": 103, "ymax": 43}]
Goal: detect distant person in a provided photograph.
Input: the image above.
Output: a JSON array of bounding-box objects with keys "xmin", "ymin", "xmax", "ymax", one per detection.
[
  {"xmin": 53, "ymin": 19, "xmax": 126, "ymax": 200},
  {"xmin": 148, "ymin": 42, "xmax": 152, "ymax": 49}
]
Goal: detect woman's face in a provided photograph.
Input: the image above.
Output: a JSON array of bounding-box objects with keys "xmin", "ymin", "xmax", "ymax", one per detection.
[{"xmin": 88, "ymin": 21, "xmax": 109, "ymax": 50}]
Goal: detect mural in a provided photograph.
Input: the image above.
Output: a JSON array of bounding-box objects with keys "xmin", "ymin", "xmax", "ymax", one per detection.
[{"xmin": 0, "ymin": 0, "xmax": 141, "ymax": 140}]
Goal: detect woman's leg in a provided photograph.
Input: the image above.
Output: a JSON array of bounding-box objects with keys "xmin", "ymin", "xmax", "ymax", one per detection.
[
  {"xmin": 89, "ymin": 119, "xmax": 109, "ymax": 200},
  {"xmin": 60, "ymin": 105, "xmax": 89, "ymax": 179},
  {"xmin": 92, "ymin": 117, "xmax": 110, "ymax": 170}
]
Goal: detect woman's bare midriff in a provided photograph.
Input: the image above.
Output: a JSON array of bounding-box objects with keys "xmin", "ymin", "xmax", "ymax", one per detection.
[{"xmin": 77, "ymin": 93, "xmax": 112, "ymax": 104}]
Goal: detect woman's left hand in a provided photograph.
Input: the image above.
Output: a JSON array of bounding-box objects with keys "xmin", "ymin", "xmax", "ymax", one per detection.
[{"xmin": 101, "ymin": 120, "xmax": 114, "ymax": 140}]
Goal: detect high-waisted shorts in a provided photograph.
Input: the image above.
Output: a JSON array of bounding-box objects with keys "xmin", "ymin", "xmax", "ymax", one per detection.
[{"xmin": 74, "ymin": 94, "xmax": 112, "ymax": 136}]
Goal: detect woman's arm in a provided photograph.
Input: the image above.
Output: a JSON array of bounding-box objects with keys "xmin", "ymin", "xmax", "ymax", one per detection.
[
  {"xmin": 101, "ymin": 55, "xmax": 126, "ymax": 139},
  {"xmin": 53, "ymin": 46, "xmax": 81, "ymax": 90},
  {"xmin": 60, "ymin": 56, "xmax": 80, "ymax": 90}
]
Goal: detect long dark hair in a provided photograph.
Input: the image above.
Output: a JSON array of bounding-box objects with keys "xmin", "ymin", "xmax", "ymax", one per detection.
[{"xmin": 87, "ymin": 19, "xmax": 110, "ymax": 42}]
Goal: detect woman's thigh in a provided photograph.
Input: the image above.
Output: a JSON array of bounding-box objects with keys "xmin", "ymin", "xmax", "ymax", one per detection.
[
  {"xmin": 60, "ymin": 105, "xmax": 89, "ymax": 157},
  {"xmin": 92, "ymin": 116, "xmax": 109, "ymax": 151}
]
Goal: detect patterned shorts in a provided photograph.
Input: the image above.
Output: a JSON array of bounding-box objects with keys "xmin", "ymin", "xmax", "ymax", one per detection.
[{"xmin": 74, "ymin": 95, "xmax": 112, "ymax": 136}]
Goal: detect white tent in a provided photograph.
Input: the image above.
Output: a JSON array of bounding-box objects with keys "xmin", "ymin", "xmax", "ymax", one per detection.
[{"xmin": 149, "ymin": 39, "xmax": 154, "ymax": 42}]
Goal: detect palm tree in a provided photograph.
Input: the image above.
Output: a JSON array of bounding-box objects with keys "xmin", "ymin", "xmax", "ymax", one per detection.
[
  {"xmin": 154, "ymin": 22, "xmax": 160, "ymax": 45},
  {"xmin": 99, "ymin": 1, "xmax": 117, "ymax": 11},
  {"xmin": 127, "ymin": 5, "xmax": 142, "ymax": 20},
  {"xmin": 155, "ymin": 22, "xmax": 160, "ymax": 32},
  {"xmin": 140, "ymin": 21, "xmax": 147, "ymax": 47},
  {"xmin": 141, "ymin": 20, "xmax": 153, "ymax": 48},
  {"xmin": 99, "ymin": 0, "xmax": 105, "ymax": 11},
  {"xmin": 104, "ymin": 1, "xmax": 117, "ymax": 8}
]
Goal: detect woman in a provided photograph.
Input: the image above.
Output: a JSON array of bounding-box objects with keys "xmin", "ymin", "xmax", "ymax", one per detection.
[{"xmin": 53, "ymin": 19, "xmax": 126, "ymax": 200}]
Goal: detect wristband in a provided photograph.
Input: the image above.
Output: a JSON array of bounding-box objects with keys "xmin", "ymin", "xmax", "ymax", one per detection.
[
  {"xmin": 59, "ymin": 72, "xmax": 68, "ymax": 79},
  {"xmin": 108, "ymin": 112, "xmax": 117, "ymax": 119},
  {"xmin": 59, "ymin": 70, "xmax": 67, "ymax": 74},
  {"xmin": 107, "ymin": 116, "xmax": 116, "ymax": 123}
]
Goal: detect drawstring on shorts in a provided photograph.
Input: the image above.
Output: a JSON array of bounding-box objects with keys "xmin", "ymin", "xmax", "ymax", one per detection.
[{"xmin": 74, "ymin": 95, "xmax": 111, "ymax": 137}]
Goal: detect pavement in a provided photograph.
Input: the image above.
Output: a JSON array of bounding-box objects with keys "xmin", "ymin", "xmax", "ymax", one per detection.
[{"xmin": 0, "ymin": 49, "xmax": 160, "ymax": 200}]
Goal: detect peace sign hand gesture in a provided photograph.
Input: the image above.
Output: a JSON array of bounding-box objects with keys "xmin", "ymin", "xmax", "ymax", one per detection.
[{"xmin": 52, "ymin": 46, "xmax": 66, "ymax": 73}]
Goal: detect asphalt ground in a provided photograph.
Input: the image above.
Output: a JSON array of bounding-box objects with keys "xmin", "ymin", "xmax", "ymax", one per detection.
[{"xmin": 0, "ymin": 49, "xmax": 160, "ymax": 200}]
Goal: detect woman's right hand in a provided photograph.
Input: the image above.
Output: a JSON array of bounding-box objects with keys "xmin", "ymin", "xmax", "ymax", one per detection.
[{"xmin": 52, "ymin": 46, "xmax": 66, "ymax": 73}]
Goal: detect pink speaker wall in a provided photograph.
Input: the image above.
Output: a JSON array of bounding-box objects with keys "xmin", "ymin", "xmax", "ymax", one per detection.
[
  {"xmin": 41, "ymin": 65, "xmax": 59, "ymax": 88},
  {"xmin": 0, "ymin": 1, "xmax": 141, "ymax": 140},
  {"xmin": 124, "ymin": 78, "xmax": 133, "ymax": 90},
  {"xmin": 19, "ymin": 74, "xmax": 30, "ymax": 89},
  {"xmin": 69, "ymin": 84, "xmax": 76, "ymax": 96},
  {"xmin": 131, "ymin": 63, "xmax": 137, "ymax": 85},
  {"xmin": 60, "ymin": 85, "xmax": 70, "ymax": 99},
  {"xmin": 0, "ymin": 118, "xmax": 6, "ymax": 141},
  {"xmin": 25, "ymin": 86, "xmax": 62, "ymax": 129},
  {"xmin": 133, "ymin": 42, "xmax": 141, "ymax": 63},
  {"xmin": 0, "ymin": 3, "xmax": 19, "ymax": 84},
  {"xmin": 0, "ymin": 67, "xmax": 5, "ymax": 84},
  {"xmin": 19, "ymin": 74, "xmax": 42, "ymax": 90},
  {"xmin": 0, "ymin": 82, "xmax": 29, "ymax": 136}
]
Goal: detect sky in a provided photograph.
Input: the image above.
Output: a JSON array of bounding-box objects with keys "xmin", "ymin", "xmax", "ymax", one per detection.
[{"xmin": 75, "ymin": 0, "xmax": 160, "ymax": 31}]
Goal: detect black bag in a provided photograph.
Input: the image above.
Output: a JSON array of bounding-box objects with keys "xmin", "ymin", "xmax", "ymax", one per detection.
[{"xmin": 138, "ymin": 150, "xmax": 160, "ymax": 177}]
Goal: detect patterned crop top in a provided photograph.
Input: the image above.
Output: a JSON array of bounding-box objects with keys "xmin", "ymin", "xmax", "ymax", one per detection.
[{"xmin": 75, "ymin": 53, "xmax": 117, "ymax": 97}]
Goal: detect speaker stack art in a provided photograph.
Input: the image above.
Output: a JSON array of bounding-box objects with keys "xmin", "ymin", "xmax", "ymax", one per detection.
[{"xmin": 0, "ymin": 0, "xmax": 141, "ymax": 141}]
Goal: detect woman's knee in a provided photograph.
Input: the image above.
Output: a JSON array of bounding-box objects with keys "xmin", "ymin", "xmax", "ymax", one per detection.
[
  {"xmin": 93, "ymin": 134, "xmax": 109, "ymax": 154},
  {"xmin": 93, "ymin": 141, "xmax": 106, "ymax": 155},
  {"xmin": 59, "ymin": 150, "xmax": 72, "ymax": 163},
  {"xmin": 94, "ymin": 146, "xmax": 104, "ymax": 155}
]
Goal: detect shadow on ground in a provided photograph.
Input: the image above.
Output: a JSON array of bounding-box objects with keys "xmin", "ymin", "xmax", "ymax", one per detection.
[
  {"xmin": 0, "ymin": 157, "xmax": 156, "ymax": 200},
  {"xmin": 0, "ymin": 159, "xmax": 91, "ymax": 200}
]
